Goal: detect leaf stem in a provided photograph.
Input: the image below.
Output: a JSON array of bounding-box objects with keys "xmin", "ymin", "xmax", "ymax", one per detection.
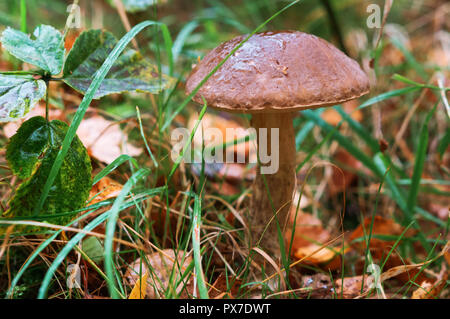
[{"xmin": 44, "ymin": 79, "xmax": 49, "ymax": 121}]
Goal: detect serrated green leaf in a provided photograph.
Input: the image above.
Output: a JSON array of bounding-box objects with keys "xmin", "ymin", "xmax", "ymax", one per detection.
[
  {"xmin": 1, "ymin": 25, "xmax": 65, "ymax": 75},
  {"xmin": 63, "ymin": 29, "xmax": 174, "ymax": 99},
  {"xmin": 4, "ymin": 116, "xmax": 92, "ymax": 227},
  {"xmin": 6, "ymin": 116, "xmax": 49, "ymax": 178},
  {"xmin": 0, "ymin": 74, "xmax": 46, "ymax": 122}
]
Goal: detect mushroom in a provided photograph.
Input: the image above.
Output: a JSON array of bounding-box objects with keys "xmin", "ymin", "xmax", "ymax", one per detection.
[{"xmin": 185, "ymin": 31, "xmax": 370, "ymax": 258}]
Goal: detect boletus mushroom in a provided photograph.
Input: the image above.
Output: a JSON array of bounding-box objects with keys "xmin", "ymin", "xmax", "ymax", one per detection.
[{"xmin": 185, "ymin": 31, "xmax": 370, "ymax": 259}]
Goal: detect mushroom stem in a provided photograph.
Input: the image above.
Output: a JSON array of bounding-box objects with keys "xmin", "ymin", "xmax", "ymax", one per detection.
[{"xmin": 250, "ymin": 112, "xmax": 297, "ymax": 258}]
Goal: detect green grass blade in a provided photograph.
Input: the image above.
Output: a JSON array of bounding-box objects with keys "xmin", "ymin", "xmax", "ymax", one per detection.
[
  {"xmin": 358, "ymin": 86, "xmax": 420, "ymax": 110},
  {"xmin": 172, "ymin": 20, "xmax": 199, "ymax": 63},
  {"xmin": 136, "ymin": 106, "xmax": 158, "ymax": 168},
  {"xmin": 335, "ymin": 106, "xmax": 379, "ymax": 152},
  {"xmin": 389, "ymin": 37, "xmax": 428, "ymax": 80},
  {"xmin": 167, "ymin": 101, "xmax": 207, "ymax": 182},
  {"xmin": 406, "ymin": 104, "xmax": 437, "ymax": 220},
  {"xmin": 159, "ymin": 24, "xmax": 174, "ymax": 76},
  {"xmin": 438, "ymin": 128, "xmax": 450, "ymax": 158},
  {"xmin": 37, "ymin": 211, "xmax": 117, "ymax": 298},
  {"xmin": 392, "ymin": 74, "xmax": 449, "ymax": 91},
  {"xmin": 20, "ymin": 0, "xmax": 26, "ymax": 33},
  {"xmin": 5, "ymin": 210, "xmax": 92, "ymax": 298},
  {"xmin": 104, "ymin": 168, "xmax": 150, "ymax": 298},
  {"xmin": 92, "ymin": 154, "xmax": 138, "ymax": 185},
  {"xmin": 192, "ymin": 195, "xmax": 209, "ymax": 299},
  {"xmin": 302, "ymin": 110, "xmax": 380, "ymax": 174},
  {"xmin": 372, "ymin": 153, "xmax": 408, "ymax": 213}
]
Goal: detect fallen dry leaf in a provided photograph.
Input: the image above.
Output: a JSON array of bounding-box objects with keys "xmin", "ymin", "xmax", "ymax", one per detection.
[
  {"xmin": 128, "ymin": 271, "xmax": 149, "ymax": 299},
  {"xmin": 209, "ymin": 273, "xmax": 242, "ymax": 299},
  {"xmin": 77, "ymin": 115, "xmax": 142, "ymax": 164},
  {"xmin": 89, "ymin": 176, "xmax": 123, "ymax": 205},
  {"xmin": 349, "ymin": 216, "xmax": 423, "ymax": 283},
  {"xmin": 349, "ymin": 216, "xmax": 413, "ymax": 252},
  {"xmin": 217, "ymin": 162, "xmax": 256, "ymax": 183},
  {"xmin": 445, "ymin": 245, "xmax": 450, "ymax": 267},
  {"xmin": 286, "ymin": 209, "xmax": 330, "ymax": 248},
  {"xmin": 290, "ymin": 191, "xmax": 311, "ymax": 213},
  {"xmin": 125, "ymin": 249, "xmax": 192, "ymax": 299},
  {"xmin": 334, "ymin": 275, "xmax": 371, "ymax": 299},
  {"xmin": 294, "ymin": 244, "xmax": 340, "ymax": 266},
  {"xmin": 188, "ymin": 113, "xmax": 256, "ymax": 163},
  {"xmin": 355, "ymin": 243, "xmax": 450, "ymax": 299},
  {"xmin": 411, "ymin": 268, "xmax": 448, "ymax": 299},
  {"xmin": 380, "ymin": 252, "xmax": 429, "ymax": 285},
  {"xmin": 285, "ymin": 208, "xmax": 344, "ymax": 270}
]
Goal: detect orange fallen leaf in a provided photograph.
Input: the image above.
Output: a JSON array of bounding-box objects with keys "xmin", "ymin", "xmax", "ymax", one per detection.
[
  {"xmin": 349, "ymin": 216, "xmax": 422, "ymax": 283},
  {"xmin": 128, "ymin": 271, "xmax": 149, "ymax": 299},
  {"xmin": 286, "ymin": 209, "xmax": 330, "ymax": 248},
  {"xmin": 349, "ymin": 216, "xmax": 413, "ymax": 252},
  {"xmin": 411, "ymin": 272, "xmax": 448, "ymax": 300},
  {"xmin": 379, "ymin": 42, "xmax": 407, "ymax": 67},
  {"xmin": 294, "ymin": 244, "xmax": 340, "ymax": 266},
  {"xmin": 89, "ymin": 176, "xmax": 123, "ymax": 205},
  {"xmin": 285, "ymin": 208, "xmax": 345, "ymax": 270},
  {"xmin": 335, "ymin": 243, "xmax": 450, "ymax": 299}
]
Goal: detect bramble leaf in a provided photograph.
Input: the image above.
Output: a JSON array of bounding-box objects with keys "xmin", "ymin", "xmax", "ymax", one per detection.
[
  {"xmin": 62, "ymin": 29, "xmax": 175, "ymax": 99},
  {"xmin": 0, "ymin": 74, "xmax": 46, "ymax": 122},
  {"xmin": 3, "ymin": 116, "xmax": 92, "ymax": 227},
  {"xmin": 1, "ymin": 25, "xmax": 65, "ymax": 75},
  {"xmin": 6, "ymin": 116, "xmax": 49, "ymax": 178}
]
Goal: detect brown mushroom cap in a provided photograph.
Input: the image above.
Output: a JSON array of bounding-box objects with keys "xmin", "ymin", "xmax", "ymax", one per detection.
[{"xmin": 185, "ymin": 31, "xmax": 370, "ymax": 114}]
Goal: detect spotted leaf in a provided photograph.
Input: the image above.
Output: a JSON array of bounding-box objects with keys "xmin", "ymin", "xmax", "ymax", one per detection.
[
  {"xmin": 0, "ymin": 74, "xmax": 46, "ymax": 122},
  {"xmin": 1, "ymin": 25, "xmax": 65, "ymax": 75},
  {"xmin": 63, "ymin": 29, "xmax": 174, "ymax": 99},
  {"xmin": 3, "ymin": 117, "xmax": 92, "ymax": 228}
]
